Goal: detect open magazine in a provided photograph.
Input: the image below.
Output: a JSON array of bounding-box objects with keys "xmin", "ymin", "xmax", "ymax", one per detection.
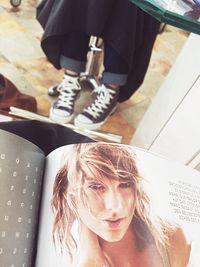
[
  {"xmin": 129, "ymin": 0, "xmax": 200, "ymax": 34},
  {"xmin": 0, "ymin": 129, "xmax": 200, "ymax": 267}
]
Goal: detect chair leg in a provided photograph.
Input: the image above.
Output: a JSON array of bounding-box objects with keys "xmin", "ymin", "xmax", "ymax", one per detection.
[
  {"xmin": 80, "ymin": 36, "xmax": 103, "ymax": 89},
  {"xmin": 158, "ymin": 23, "xmax": 167, "ymax": 34}
]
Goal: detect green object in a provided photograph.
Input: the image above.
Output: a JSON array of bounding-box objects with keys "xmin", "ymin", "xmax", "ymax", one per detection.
[{"xmin": 129, "ymin": 0, "xmax": 200, "ymax": 34}]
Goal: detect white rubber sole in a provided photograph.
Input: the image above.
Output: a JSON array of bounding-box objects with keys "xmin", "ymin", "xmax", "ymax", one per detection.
[
  {"xmin": 74, "ymin": 105, "xmax": 117, "ymax": 130},
  {"xmin": 49, "ymin": 108, "xmax": 74, "ymax": 124}
]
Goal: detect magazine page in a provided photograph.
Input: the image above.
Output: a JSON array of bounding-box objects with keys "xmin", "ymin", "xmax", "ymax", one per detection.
[
  {"xmin": 0, "ymin": 130, "xmax": 45, "ymax": 267},
  {"xmin": 35, "ymin": 143, "xmax": 200, "ymax": 267}
]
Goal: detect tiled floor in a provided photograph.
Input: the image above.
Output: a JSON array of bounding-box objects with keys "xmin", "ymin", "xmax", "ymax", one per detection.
[{"xmin": 0, "ymin": 0, "xmax": 188, "ymax": 143}]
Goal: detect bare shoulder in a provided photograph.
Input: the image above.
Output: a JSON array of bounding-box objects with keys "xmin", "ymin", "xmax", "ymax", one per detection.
[{"xmin": 167, "ymin": 226, "xmax": 191, "ymax": 267}]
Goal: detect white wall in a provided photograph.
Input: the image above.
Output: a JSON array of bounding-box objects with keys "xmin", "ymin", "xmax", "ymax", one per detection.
[{"xmin": 131, "ymin": 33, "xmax": 200, "ymax": 166}]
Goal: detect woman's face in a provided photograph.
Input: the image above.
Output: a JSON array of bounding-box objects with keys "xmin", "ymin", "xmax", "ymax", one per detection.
[{"xmin": 75, "ymin": 168, "xmax": 136, "ymax": 242}]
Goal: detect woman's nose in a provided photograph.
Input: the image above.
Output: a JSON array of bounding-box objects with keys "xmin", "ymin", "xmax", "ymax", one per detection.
[{"xmin": 104, "ymin": 190, "xmax": 123, "ymax": 212}]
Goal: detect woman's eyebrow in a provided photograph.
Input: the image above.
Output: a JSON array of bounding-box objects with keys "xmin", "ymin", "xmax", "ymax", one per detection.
[
  {"xmin": 118, "ymin": 176, "xmax": 134, "ymax": 182},
  {"xmin": 84, "ymin": 176, "xmax": 107, "ymax": 184},
  {"xmin": 84, "ymin": 177, "xmax": 98, "ymax": 182}
]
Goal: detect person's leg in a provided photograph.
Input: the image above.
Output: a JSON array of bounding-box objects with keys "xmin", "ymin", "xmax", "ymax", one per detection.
[
  {"xmin": 74, "ymin": 43, "xmax": 129, "ymax": 130},
  {"xmin": 60, "ymin": 31, "xmax": 90, "ymax": 75},
  {"xmin": 102, "ymin": 42, "xmax": 129, "ymax": 88},
  {"xmin": 50, "ymin": 31, "xmax": 90, "ymax": 124}
]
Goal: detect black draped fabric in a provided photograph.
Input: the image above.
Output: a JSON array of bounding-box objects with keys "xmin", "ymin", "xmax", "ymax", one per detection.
[
  {"xmin": 0, "ymin": 120, "xmax": 93, "ymax": 156},
  {"xmin": 36, "ymin": 0, "xmax": 160, "ymax": 102}
]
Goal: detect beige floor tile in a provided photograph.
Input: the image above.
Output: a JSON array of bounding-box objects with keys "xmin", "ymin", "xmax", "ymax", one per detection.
[
  {"xmin": 0, "ymin": 62, "xmax": 38, "ymax": 96},
  {"xmin": 100, "ymin": 113, "xmax": 135, "ymax": 144},
  {"xmin": 119, "ymin": 98, "xmax": 152, "ymax": 129},
  {"xmin": 0, "ymin": 13, "xmax": 27, "ymax": 34}
]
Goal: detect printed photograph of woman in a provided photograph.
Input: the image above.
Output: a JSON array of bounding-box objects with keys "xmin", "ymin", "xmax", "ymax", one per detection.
[{"xmin": 51, "ymin": 143, "xmax": 191, "ymax": 267}]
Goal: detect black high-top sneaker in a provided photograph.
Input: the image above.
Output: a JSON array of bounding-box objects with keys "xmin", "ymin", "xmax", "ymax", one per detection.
[
  {"xmin": 49, "ymin": 74, "xmax": 81, "ymax": 124},
  {"xmin": 74, "ymin": 84, "xmax": 119, "ymax": 130}
]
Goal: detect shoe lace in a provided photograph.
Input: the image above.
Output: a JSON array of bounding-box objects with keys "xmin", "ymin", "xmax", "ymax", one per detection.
[
  {"xmin": 85, "ymin": 85, "xmax": 115, "ymax": 119},
  {"xmin": 56, "ymin": 76, "xmax": 81, "ymax": 108}
]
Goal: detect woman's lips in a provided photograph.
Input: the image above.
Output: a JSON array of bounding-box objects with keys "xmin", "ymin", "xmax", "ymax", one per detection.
[{"xmin": 104, "ymin": 218, "xmax": 124, "ymax": 229}]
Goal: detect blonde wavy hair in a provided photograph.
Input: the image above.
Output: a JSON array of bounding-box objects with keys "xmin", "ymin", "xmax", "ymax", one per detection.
[{"xmin": 51, "ymin": 143, "xmax": 171, "ymax": 263}]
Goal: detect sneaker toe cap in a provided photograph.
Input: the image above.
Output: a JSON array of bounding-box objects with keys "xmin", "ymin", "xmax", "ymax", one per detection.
[
  {"xmin": 75, "ymin": 114, "xmax": 93, "ymax": 124},
  {"xmin": 52, "ymin": 108, "xmax": 71, "ymax": 117}
]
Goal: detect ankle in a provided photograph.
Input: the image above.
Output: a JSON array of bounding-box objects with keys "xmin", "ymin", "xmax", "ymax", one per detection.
[
  {"xmin": 105, "ymin": 83, "xmax": 120, "ymax": 90},
  {"xmin": 64, "ymin": 69, "xmax": 79, "ymax": 77}
]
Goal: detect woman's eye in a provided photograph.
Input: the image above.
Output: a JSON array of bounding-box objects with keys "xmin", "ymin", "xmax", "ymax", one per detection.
[
  {"xmin": 119, "ymin": 182, "xmax": 134, "ymax": 189},
  {"xmin": 89, "ymin": 184, "xmax": 105, "ymax": 191}
]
